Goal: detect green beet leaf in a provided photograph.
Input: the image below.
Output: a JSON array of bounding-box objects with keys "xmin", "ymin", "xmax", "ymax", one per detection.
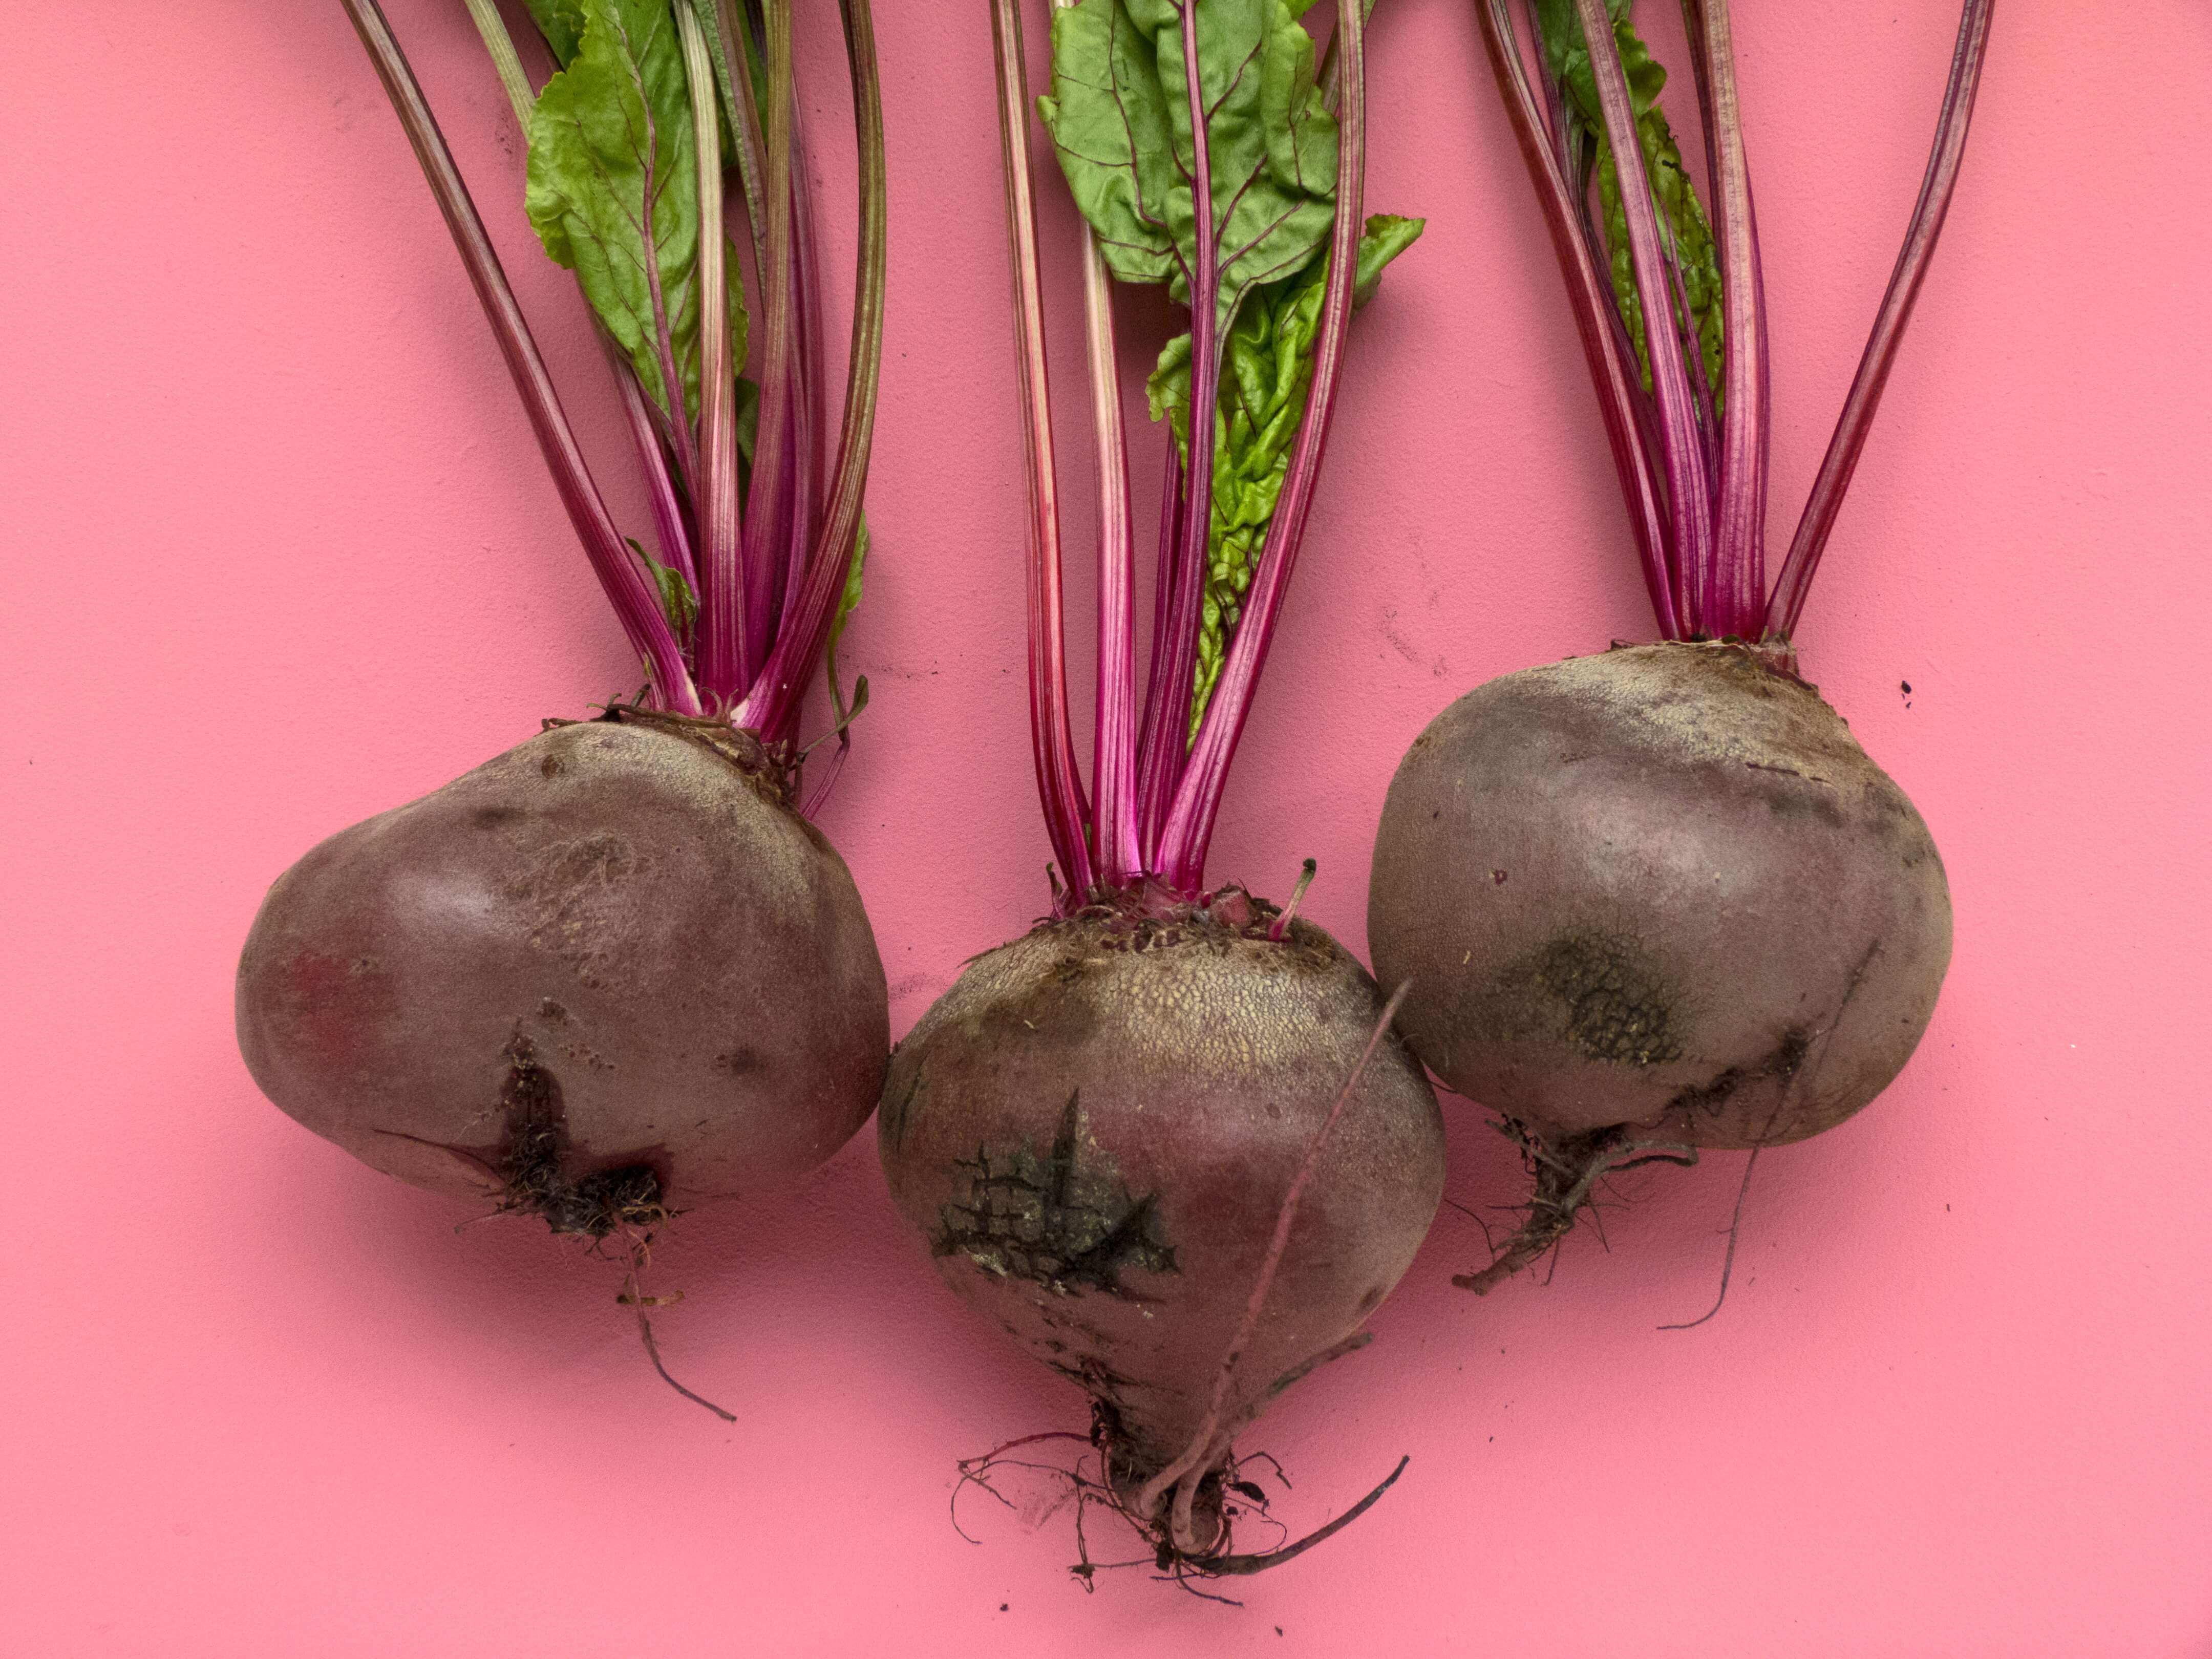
[
  {"xmin": 525, "ymin": 0, "xmax": 708, "ymax": 427},
  {"xmin": 825, "ymin": 518, "xmax": 869, "ymax": 728},
  {"xmin": 628, "ymin": 536, "xmax": 698, "ymax": 643},
  {"xmin": 1039, "ymin": 0, "xmax": 1341, "ymax": 333},
  {"xmin": 1532, "ymin": 0, "xmax": 1722, "ymax": 404},
  {"xmin": 520, "ymin": 0, "xmax": 589, "ymax": 67},
  {"xmin": 1147, "ymin": 216, "xmax": 1423, "ymax": 732}
]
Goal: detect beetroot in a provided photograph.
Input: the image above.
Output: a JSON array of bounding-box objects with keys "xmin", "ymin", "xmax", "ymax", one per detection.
[
  {"xmin": 882, "ymin": 898, "xmax": 1440, "ymax": 1556},
  {"xmin": 1369, "ymin": 0, "xmax": 1992, "ymax": 1288},
  {"xmin": 247, "ymin": 1, "xmax": 888, "ymax": 1401},
  {"xmin": 241, "ymin": 714, "xmax": 885, "ymax": 1221},
  {"xmin": 877, "ymin": 0, "xmax": 1438, "ymax": 1576},
  {"xmin": 1372, "ymin": 644, "xmax": 1950, "ymax": 1150}
]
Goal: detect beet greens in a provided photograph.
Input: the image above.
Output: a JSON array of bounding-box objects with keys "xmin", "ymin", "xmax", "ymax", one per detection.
[
  {"xmin": 1019, "ymin": 0, "xmax": 1420, "ymax": 901},
  {"xmin": 1486, "ymin": 0, "xmax": 1994, "ymax": 648},
  {"xmin": 360, "ymin": 0, "xmax": 884, "ymax": 760}
]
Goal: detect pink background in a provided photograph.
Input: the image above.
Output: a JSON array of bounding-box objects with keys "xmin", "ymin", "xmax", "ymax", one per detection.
[{"xmin": 5, "ymin": 1, "xmax": 2207, "ymax": 1652}]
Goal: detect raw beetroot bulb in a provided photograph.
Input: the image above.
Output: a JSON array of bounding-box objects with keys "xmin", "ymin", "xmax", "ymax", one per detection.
[
  {"xmin": 1368, "ymin": 0, "xmax": 1993, "ymax": 1290},
  {"xmin": 239, "ymin": 0, "xmax": 886, "ymax": 1408},
  {"xmin": 880, "ymin": 0, "xmax": 1440, "ymax": 1581}
]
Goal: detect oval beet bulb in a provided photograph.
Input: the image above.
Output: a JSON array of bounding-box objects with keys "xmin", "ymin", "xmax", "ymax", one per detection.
[
  {"xmin": 248, "ymin": 0, "xmax": 889, "ymax": 1411},
  {"xmin": 879, "ymin": 0, "xmax": 1438, "ymax": 1581},
  {"xmin": 1369, "ymin": 0, "xmax": 1992, "ymax": 1290}
]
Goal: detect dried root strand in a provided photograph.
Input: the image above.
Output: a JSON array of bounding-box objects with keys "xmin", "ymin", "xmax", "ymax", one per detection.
[{"xmin": 1453, "ymin": 1119, "xmax": 1698, "ymax": 1293}]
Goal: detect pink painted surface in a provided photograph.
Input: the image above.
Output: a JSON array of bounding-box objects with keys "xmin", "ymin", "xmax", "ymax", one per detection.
[{"xmin": 3, "ymin": 1, "xmax": 2207, "ymax": 1652}]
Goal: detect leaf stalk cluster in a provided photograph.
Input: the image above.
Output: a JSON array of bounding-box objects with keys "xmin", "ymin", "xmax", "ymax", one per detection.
[
  {"xmin": 1480, "ymin": 0, "xmax": 1994, "ymax": 647},
  {"xmin": 340, "ymin": 0, "xmax": 886, "ymax": 785},
  {"xmin": 998, "ymin": 0, "xmax": 1409, "ymax": 909}
]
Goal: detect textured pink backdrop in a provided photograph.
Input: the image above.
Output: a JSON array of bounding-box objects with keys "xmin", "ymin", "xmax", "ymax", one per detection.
[{"xmin": 4, "ymin": 1, "xmax": 2207, "ymax": 1653}]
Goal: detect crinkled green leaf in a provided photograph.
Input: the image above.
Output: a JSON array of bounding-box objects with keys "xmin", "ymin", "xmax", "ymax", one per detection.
[
  {"xmin": 628, "ymin": 536, "xmax": 698, "ymax": 643},
  {"xmin": 1146, "ymin": 216, "xmax": 1423, "ymax": 732},
  {"xmin": 1532, "ymin": 1, "xmax": 1722, "ymax": 403},
  {"xmin": 1351, "ymin": 210, "xmax": 1423, "ymax": 308},
  {"xmin": 525, "ymin": 0, "xmax": 706, "ymax": 424},
  {"xmin": 1039, "ymin": 0, "xmax": 1340, "ymax": 331},
  {"xmin": 521, "ymin": 0, "xmax": 589, "ymax": 67}
]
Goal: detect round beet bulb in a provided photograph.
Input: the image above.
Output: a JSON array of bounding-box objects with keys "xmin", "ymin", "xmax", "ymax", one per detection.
[
  {"xmin": 1370, "ymin": 643, "xmax": 1951, "ymax": 1152},
  {"xmin": 880, "ymin": 896, "xmax": 1443, "ymax": 1553},
  {"xmin": 239, "ymin": 713, "xmax": 888, "ymax": 1226}
]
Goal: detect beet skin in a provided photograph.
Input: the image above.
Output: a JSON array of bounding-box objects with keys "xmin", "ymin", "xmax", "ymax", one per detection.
[
  {"xmin": 1369, "ymin": 642, "xmax": 1951, "ymax": 1148},
  {"xmin": 237, "ymin": 715, "xmax": 888, "ymax": 1213},
  {"xmin": 878, "ymin": 901, "xmax": 1444, "ymax": 1528}
]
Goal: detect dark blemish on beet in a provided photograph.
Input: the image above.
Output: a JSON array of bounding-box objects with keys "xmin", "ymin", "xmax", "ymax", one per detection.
[
  {"xmin": 1666, "ymin": 1028, "xmax": 1811, "ymax": 1121},
  {"xmin": 932, "ymin": 1091, "xmax": 1178, "ymax": 1299},
  {"xmin": 540, "ymin": 753, "xmax": 564, "ymax": 777},
  {"xmin": 538, "ymin": 998, "xmax": 567, "ymax": 1022},
  {"xmin": 473, "ymin": 805, "xmax": 523, "ymax": 828},
  {"xmin": 714, "ymin": 1046, "xmax": 761, "ymax": 1076},
  {"xmin": 1492, "ymin": 869, "xmax": 1508, "ymax": 885},
  {"xmin": 1516, "ymin": 934, "xmax": 1682, "ymax": 1067},
  {"xmin": 495, "ymin": 1033, "xmax": 667, "ymax": 1237}
]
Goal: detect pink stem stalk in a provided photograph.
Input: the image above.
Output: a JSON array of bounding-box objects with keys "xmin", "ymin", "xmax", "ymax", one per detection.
[
  {"xmin": 339, "ymin": 0, "xmax": 701, "ymax": 714},
  {"xmin": 609, "ymin": 341, "xmax": 698, "ymax": 598},
  {"xmin": 731, "ymin": 0, "xmax": 887, "ymax": 751},
  {"xmin": 1573, "ymin": 0, "xmax": 1714, "ymax": 632},
  {"xmin": 1480, "ymin": 0, "xmax": 1678, "ymax": 638},
  {"xmin": 737, "ymin": 0, "xmax": 798, "ymax": 688},
  {"xmin": 982, "ymin": 0, "xmax": 1093, "ymax": 896},
  {"xmin": 1153, "ymin": 0, "xmax": 1368, "ymax": 892},
  {"xmin": 1133, "ymin": 442, "xmax": 1189, "ymax": 861},
  {"xmin": 1767, "ymin": 0, "xmax": 1995, "ymax": 641},
  {"xmin": 1077, "ymin": 173, "xmax": 1140, "ymax": 887},
  {"xmin": 1133, "ymin": 0, "xmax": 1225, "ymax": 879},
  {"xmin": 680, "ymin": 4, "xmax": 749, "ymax": 698},
  {"xmin": 1690, "ymin": 0, "xmax": 1771, "ymax": 641}
]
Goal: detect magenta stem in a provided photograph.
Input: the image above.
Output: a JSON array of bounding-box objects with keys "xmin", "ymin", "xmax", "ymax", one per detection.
[
  {"xmin": 683, "ymin": 3, "xmax": 748, "ymax": 699},
  {"xmin": 1690, "ymin": 0, "xmax": 1770, "ymax": 641},
  {"xmin": 704, "ymin": 0, "xmax": 771, "ymax": 274},
  {"xmin": 609, "ymin": 339, "xmax": 699, "ymax": 595},
  {"xmin": 1574, "ymin": 0, "xmax": 1713, "ymax": 634},
  {"xmin": 339, "ymin": 0, "xmax": 700, "ymax": 714},
  {"xmin": 1080, "ymin": 221, "xmax": 1140, "ymax": 888},
  {"xmin": 1480, "ymin": 1, "xmax": 1678, "ymax": 638},
  {"xmin": 737, "ymin": 0, "xmax": 797, "ymax": 692},
  {"xmin": 981, "ymin": 0, "xmax": 1093, "ymax": 896},
  {"xmin": 1133, "ymin": 441, "xmax": 1190, "ymax": 861},
  {"xmin": 732, "ymin": 0, "xmax": 887, "ymax": 752},
  {"xmin": 1152, "ymin": 0, "xmax": 1368, "ymax": 891},
  {"xmin": 1132, "ymin": 2, "xmax": 1224, "ymax": 878},
  {"xmin": 1767, "ymin": 0, "xmax": 1994, "ymax": 641},
  {"xmin": 780, "ymin": 99, "xmax": 831, "ymax": 640}
]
